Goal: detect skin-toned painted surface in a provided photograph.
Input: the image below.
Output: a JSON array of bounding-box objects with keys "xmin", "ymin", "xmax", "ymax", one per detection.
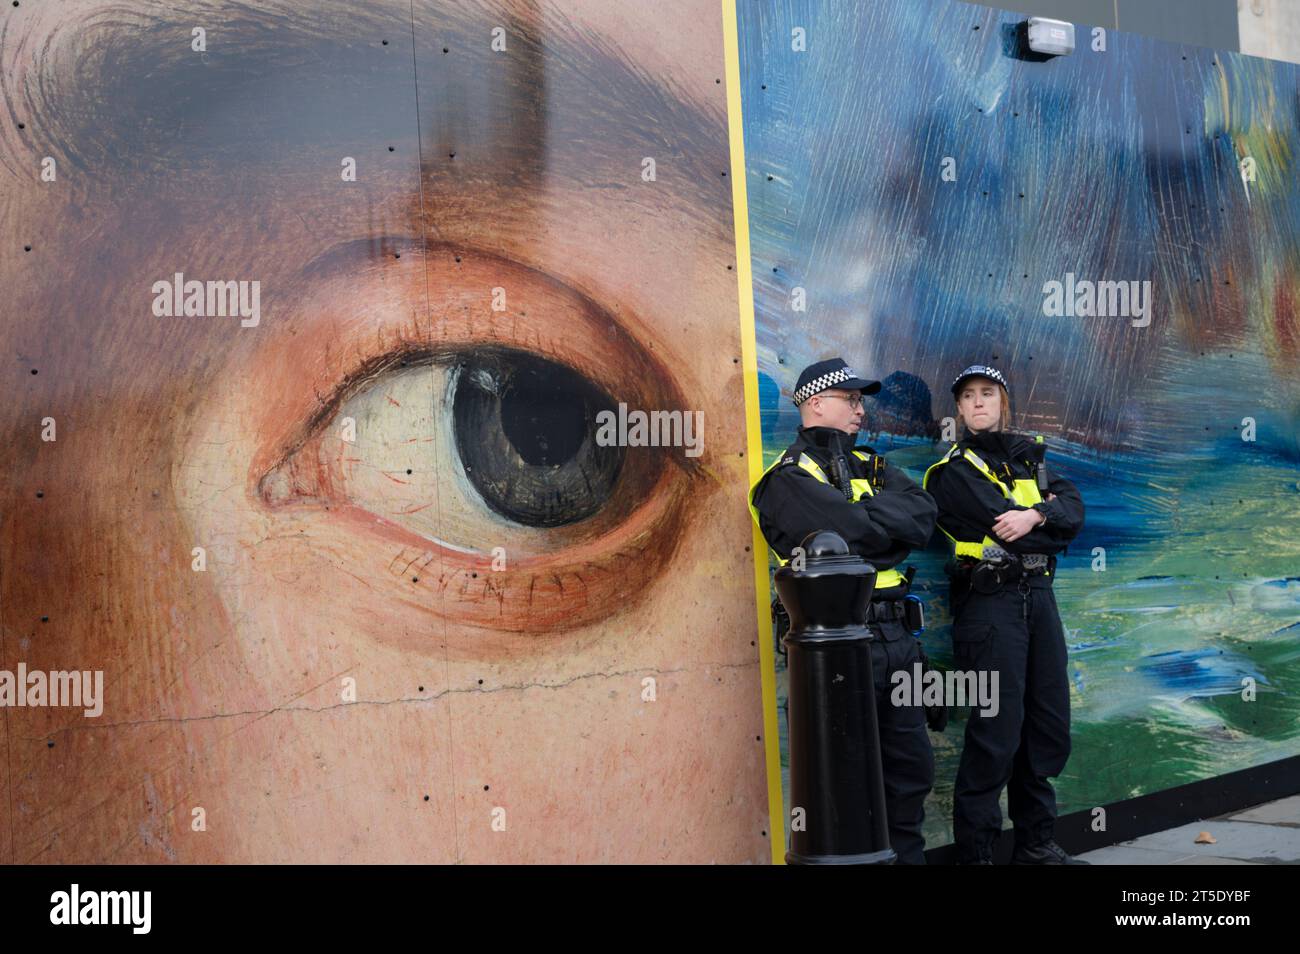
[{"xmin": 0, "ymin": 0, "xmax": 770, "ymax": 863}]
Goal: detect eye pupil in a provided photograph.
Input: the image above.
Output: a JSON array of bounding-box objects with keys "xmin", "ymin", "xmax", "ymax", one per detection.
[{"xmin": 501, "ymin": 366, "xmax": 586, "ymax": 466}]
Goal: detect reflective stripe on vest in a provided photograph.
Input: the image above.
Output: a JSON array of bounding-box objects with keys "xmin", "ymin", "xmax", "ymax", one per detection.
[
  {"xmin": 748, "ymin": 449, "xmax": 906, "ymax": 591},
  {"xmin": 922, "ymin": 444, "xmax": 1045, "ymax": 561}
]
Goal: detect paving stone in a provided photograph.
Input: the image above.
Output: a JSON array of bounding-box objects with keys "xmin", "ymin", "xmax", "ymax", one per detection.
[
  {"xmin": 1225, "ymin": 795, "xmax": 1300, "ymax": 827},
  {"xmin": 1171, "ymin": 855, "xmax": 1260, "ymax": 865},
  {"xmin": 1076, "ymin": 844, "xmax": 1197, "ymax": 865},
  {"xmin": 1115, "ymin": 820, "xmax": 1300, "ymax": 863}
]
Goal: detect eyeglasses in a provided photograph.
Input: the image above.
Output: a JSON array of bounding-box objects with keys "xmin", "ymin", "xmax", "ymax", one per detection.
[{"xmin": 818, "ymin": 393, "xmax": 864, "ymax": 409}]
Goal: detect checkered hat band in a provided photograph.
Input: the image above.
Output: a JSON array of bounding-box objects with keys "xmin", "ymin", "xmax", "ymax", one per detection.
[
  {"xmin": 954, "ymin": 366, "xmax": 1006, "ymax": 389},
  {"xmin": 793, "ymin": 367, "xmax": 857, "ymax": 406}
]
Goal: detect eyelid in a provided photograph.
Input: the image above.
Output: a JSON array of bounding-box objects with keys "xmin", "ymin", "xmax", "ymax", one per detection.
[
  {"xmin": 243, "ymin": 238, "xmax": 710, "ymax": 640},
  {"xmin": 251, "ymin": 239, "xmax": 697, "ymax": 488}
]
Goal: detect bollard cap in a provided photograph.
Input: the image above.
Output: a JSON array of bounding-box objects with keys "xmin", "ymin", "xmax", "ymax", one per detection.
[
  {"xmin": 779, "ymin": 531, "xmax": 877, "ymax": 577},
  {"xmin": 801, "ymin": 530, "xmax": 874, "ymax": 570},
  {"xmin": 800, "ymin": 530, "xmax": 852, "ymax": 561},
  {"xmin": 774, "ymin": 530, "xmax": 877, "ymax": 636},
  {"xmin": 803, "ymin": 530, "xmax": 850, "ymax": 560}
]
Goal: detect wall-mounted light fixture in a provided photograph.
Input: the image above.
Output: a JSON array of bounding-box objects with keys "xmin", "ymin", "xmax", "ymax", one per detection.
[{"xmin": 1026, "ymin": 17, "xmax": 1075, "ymax": 56}]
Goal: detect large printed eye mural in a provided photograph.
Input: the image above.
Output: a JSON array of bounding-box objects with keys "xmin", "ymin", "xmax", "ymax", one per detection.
[
  {"xmin": 253, "ymin": 242, "xmax": 703, "ymax": 639},
  {"xmin": 2, "ymin": 0, "xmax": 766, "ymax": 867}
]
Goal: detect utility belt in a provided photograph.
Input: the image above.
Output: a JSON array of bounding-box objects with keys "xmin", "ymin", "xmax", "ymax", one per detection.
[
  {"xmin": 953, "ymin": 548, "xmax": 1055, "ymax": 595},
  {"xmin": 865, "ymin": 599, "xmax": 906, "ymax": 622}
]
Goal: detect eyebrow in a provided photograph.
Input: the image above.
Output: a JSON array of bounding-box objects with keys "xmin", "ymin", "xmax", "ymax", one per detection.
[{"xmin": 17, "ymin": 0, "xmax": 730, "ymax": 225}]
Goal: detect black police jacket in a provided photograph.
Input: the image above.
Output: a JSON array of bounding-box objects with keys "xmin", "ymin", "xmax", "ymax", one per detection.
[
  {"xmin": 750, "ymin": 425, "xmax": 937, "ymax": 576},
  {"xmin": 925, "ymin": 429, "xmax": 1085, "ymax": 556}
]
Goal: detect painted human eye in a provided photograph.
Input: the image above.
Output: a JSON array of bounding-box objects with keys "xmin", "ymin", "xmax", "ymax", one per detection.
[
  {"xmin": 266, "ymin": 346, "xmax": 642, "ymax": 549},
  {"xmin": 252, "ymin": 239, "xmax": 707, "ymax": 639}
]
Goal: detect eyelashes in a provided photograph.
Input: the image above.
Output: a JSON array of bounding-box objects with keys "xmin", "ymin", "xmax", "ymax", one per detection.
[
  {"xmin": 250, "ymin": 239, "xmax": 704, "ymax": 638},
  {"xmin": 258, "ymin": 238, "xmax": 683, "ymax": 484}
]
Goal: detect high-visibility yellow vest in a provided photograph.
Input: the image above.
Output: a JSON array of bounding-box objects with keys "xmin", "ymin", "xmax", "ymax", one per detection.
[
  {"xmin": 749, "ymin": 448, "xmax": 906, "ymax": 591},
  {"xmin": 922, "ymin": 444, "xmax": 1045, "ymax": 562}
]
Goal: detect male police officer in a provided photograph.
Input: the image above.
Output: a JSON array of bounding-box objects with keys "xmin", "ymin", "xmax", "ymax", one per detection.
[{"xmin": 748, "ymin": 357, "xmax": 938, "ymax": 863}]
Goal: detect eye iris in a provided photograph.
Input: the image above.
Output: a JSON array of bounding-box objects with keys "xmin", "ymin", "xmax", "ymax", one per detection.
[{"xmin": 452, "ymin": 350, "xmax": 623, "ymax": 528}]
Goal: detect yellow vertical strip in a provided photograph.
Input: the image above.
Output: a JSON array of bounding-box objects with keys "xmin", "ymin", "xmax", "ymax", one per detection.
[{"xmin": 721, "ymin": 0, "xmax": 785, "ymax": 866}]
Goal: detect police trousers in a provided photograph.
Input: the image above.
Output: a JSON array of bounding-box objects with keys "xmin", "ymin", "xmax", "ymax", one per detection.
[
  {"xmin": 949, "ymin": 575, "xmax": 1071, "ymax": 863},
  {"xmin": 868, "ymin": 615, "xmax": 936, "ymax": 865}
]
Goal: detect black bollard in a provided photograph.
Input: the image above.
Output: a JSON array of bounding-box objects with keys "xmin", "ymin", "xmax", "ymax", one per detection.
[{"xmin": 775, "ymin": 530, "xmax": 895, "ymax": 865}]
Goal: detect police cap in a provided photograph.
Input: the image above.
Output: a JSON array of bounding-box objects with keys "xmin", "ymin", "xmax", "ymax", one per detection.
[{"xmin": 792, "ymin": 357, "xmax": 881, "ymax": 407}]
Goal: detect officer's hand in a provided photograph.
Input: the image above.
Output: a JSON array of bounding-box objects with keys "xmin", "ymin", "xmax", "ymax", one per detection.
[{"xmin": 992, "ymin": 508, "xmax": 1044, "ymax": 542}]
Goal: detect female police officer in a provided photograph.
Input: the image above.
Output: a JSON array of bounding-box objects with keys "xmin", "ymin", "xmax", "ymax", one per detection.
[{"xmin": 922, "ymin": 365, "xmax": 1087, "ymax": 865}]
